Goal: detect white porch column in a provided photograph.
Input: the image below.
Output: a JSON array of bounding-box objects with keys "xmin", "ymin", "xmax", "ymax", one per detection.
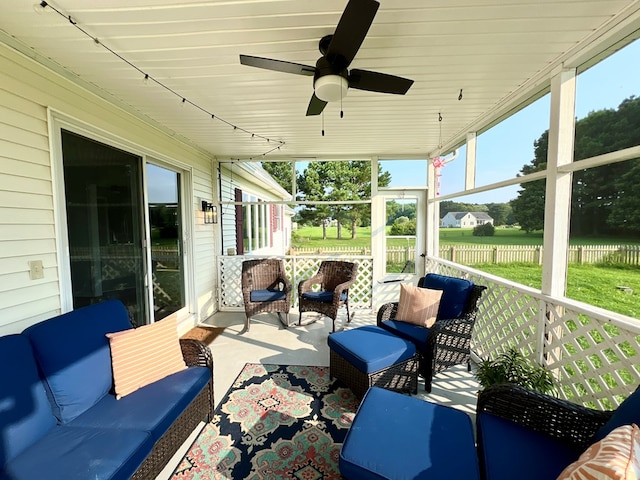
[
  {"xmin": 465, "ymin": 132, "xmax": 477, "ymax": 190},
  {"xmin": 542, "ymin": 68, "xmax": 576, "ymax": 297},
  {"xmin": 426, "ymin": 158, "xmax": 438, "ymax": 258}
]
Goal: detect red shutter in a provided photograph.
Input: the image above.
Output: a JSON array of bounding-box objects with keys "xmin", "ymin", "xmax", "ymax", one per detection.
[{"xmin": 235, "ymin": 188, "xmax": 243, "ymax": 255}]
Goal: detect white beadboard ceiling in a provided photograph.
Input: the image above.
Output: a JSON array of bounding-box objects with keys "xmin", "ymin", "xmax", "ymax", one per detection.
[{"xmin": 1, "ymin": 0, "xmax": 639, "ymax": 160}]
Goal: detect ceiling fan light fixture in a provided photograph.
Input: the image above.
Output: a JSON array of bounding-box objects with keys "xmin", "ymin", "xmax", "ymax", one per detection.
[{"xmin": 314, "ymin": 75, "xmax": 348, "ymax": 103}]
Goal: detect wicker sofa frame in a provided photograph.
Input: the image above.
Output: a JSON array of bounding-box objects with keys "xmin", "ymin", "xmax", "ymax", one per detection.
[
  {"xmin": 241, "ymin": 258, "xmax": 293, "ymax": 331},
  {"xmin": 131, "ymin": 338, "xmax": 215, "ymax": 480},
  {"xmin": 298, "ymin": 260, "xmax": 359, "ymax": 332},
  {"xmin": 330, "ymin": 348, "xmax": 418, "ymax": 399},
  {"xmin": 477, "ymin": 383, "xmax": 613, "ymax": 455},
  {"xmin": 377, "ymin": 283, "xmax": 486, "ymax": 392}
]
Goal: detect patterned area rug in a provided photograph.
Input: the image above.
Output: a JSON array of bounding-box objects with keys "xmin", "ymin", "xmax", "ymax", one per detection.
[{"xmin": 171, "ymin": 363, "xmax": 359, "ymax": 479}]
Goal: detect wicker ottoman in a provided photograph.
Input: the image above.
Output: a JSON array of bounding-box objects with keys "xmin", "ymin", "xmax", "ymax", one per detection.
[{"xmin": 327, "ymin": 325, "xmax": 418, "ymax": 399}]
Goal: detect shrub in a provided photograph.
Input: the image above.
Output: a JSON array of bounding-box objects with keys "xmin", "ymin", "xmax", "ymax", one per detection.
[
  {"xmin": 473, "ymin": 223, "xmax": 495, "ymax": 236},
  {"xmin": 475, "ymin": 347, "xmax": 556, "ymax": 394},
  {"xmin": 390, "ymin": 218, "xmax": 416, "ymax": 235}
]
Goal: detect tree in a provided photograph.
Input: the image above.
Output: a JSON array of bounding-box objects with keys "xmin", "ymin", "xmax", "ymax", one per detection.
[
  {"xmin": 486, "ymin": 203, "xmax": 512, "ymax": 226},
  {"xmin": 296, "ymin": 161, "xmax": 391, "ymax": 239},
  {"xmin": 261, "ymin": 161, "xmax": 293, "ymax": 193},
  {"xmin": 512, "ymin": 95, "xmax": 640, "ymax": 235}
]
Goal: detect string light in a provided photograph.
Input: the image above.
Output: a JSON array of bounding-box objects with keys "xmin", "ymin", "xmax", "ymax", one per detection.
[{"xmin": 36, "ymin": 1, "xmax": 285, "ymax": 157}]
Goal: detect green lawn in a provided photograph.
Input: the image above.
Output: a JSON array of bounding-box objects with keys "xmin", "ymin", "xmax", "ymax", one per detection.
[
  {"xmin": 476, "ymin": 263, "xmax": 640, "ymax": 318},
  {"xmin": 292, "ymin": 225, "xmax": 640, "ymax": 248},
  {"xmin": 290, "ymin": 224, "xmax": 640, "ymax": 318}
]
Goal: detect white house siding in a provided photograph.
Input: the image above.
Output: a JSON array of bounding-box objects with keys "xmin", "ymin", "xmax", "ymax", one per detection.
[
  {"xmin": 0, "ymin": 42, "xmax": 216, "ymax": 336},
  {"xmin": 218, "ymin": 162, "xmax": 291, "ymax": 257}
]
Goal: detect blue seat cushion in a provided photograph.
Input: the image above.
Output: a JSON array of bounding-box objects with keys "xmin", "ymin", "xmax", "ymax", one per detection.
[
  {"xmin": 249, "ymin": 289, "xmax": 287, "ymax": 302},
  {"xmin": 378, "ymin": 319, "xmax": 430, "ymax": 351},
  {"xmin": 420, "ymin": 273, "xmax": 474, "ymax": 319},
  {"xmin": 302, "ymin": 291, "xmax": 347, "ymax": 303},
  {"xmin": 340, "ymin": 387, "xmax": 480, "ymax": 480},
  {"xmin": 328, "ymin": 325, "xmax": 416, "ymax": 374},
  {"xmin": 23, "ymin": 300, "xmax": 133, "ymax": 424},
  {"xmin": 0, "ymin": 335, "xmax": 57, "ymax": 464},
  {"xmin": 70, "ymin": 366, "xmax": 210, "ymax": 442},
  {"xmin": 592, "ymin": 384, "xmax": 640, "ymax": 441},
  {"xmin": 477, "ymin": 412, "xmax": 581, "ymax": 480},
  {"xmin": 4, "ymin": 425, "xmax": 153, "ymax": 480}
]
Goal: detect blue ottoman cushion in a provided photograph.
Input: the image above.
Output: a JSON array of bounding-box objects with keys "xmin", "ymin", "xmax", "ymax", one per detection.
[
  {"xmin": 340, "ymin": 387, "xmax": 480, "ymax": 480},
  {"xmin": 328, "ymin": 325, "xmax": 416, "ymax": 374},
  {"xmin": 250, "ymin": 289, "xmax": 287, "ymax": 302},
  {"xmin": 477, "ymin": 412, "xmax": 581, "ymax": 480},
  {"xmin": 420, "ymin": 273, "xmax": 474, "ymax": 320}
]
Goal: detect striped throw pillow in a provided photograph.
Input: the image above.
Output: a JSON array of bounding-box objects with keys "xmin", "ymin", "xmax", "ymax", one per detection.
[
  {"xmin": 557, "ymin": 424, "xmax": 640, "ymax": 480},
  {"xmin": 396, "ymin": 283, "xmax": 443, "ymax": 328},
  {"xmin": 106, "ymin": 317, "xmax": 187, "ymax": 399}
]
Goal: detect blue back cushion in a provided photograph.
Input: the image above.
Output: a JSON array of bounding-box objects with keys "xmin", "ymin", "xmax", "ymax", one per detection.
[
  {"xmin": 0, "ymin": 335, "xmax": 56, "ymax": 465},
  {"xmin": 593, "ymin": 385, "xmax": 640, "ymax": 442},
  {"xmin": 420, "ymin": 273, "xmax": 474, "ymax": 319},
  {"xmin": 23, "ymin": 300, "xmax": 132, "ymax": 424}
]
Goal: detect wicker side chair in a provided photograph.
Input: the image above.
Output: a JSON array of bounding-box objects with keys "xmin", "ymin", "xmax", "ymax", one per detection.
[
  {"xmin": 241, "ymin": 258, "xmax": 292, "ymax": 331},
  {"xmin": 377, "ymin": 274, "xmax": 486, "ymax": 392},
  {"xmin": 298, "ymin": 260, "xmax": 359, "ymax": 332}
]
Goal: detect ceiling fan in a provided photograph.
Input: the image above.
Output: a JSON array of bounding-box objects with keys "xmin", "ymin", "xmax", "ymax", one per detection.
[{"xmin": 239, "ymin": 0, "xmax": 414, "ymax": 116}]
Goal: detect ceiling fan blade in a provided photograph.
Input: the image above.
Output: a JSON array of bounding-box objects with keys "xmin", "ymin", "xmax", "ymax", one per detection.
[
  {"xmin": 348, "ymin": 69, "xmax": 414, "ymax": 94},
  {"xmin": 239, "ymin": 54, "xmax": 316, "ymax": 76},
  {"xmin": 326, "ymin": 0, "xmax": 379, "ymax": 68},
  {"xmin": 306, "ymin": 93, "xmax": 328, "ymax": 116}
]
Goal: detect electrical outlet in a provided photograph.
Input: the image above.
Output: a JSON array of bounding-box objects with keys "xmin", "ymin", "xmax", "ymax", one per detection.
[{"xmin": 29, "ymin": 260, "xmax": 44, "ymax": 280}]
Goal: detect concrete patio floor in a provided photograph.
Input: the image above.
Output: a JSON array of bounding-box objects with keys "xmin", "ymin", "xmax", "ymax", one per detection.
[
  {"xmin": 200, "ymin": 307, "xmax": 480, "ymax": 416},
  {"xmin": 157, "ymin": 307, "xmax": 480, "ymax": 479}
]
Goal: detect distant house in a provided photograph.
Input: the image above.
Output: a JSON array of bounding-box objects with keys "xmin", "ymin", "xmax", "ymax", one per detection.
[{"xmin": 441, "ymin": 212, "xmax": 494, "ymax": 228}]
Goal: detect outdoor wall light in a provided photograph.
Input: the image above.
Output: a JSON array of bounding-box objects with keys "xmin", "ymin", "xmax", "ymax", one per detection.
[{"xmin": 201, "ymin": 201, "xmax": 218, "ymax": 224}]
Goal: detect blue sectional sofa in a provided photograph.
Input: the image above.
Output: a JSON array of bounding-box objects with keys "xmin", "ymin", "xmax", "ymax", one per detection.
[{"xmin": 0, "ymin": 300, "xmax": 214, "ymax": 480}]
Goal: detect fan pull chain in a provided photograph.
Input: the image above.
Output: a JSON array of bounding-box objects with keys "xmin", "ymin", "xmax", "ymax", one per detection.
[
  {"xmin": 340, "ymin": 96, "xmax": 344, "ymax": 118},
  {"xmin": 322, "ymin": 112, "xmax": 325, "ymax": 137}
]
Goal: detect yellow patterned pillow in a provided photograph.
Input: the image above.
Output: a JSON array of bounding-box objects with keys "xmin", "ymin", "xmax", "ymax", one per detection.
[
  {"xmin": 396, "ymin": 284, "xmax": 443, "ymax": 328},
  {"xmin": 557, "ymin": 424, "xmax": 640, "ymax": 480},
  {"xmin": 107, "ymin": 317, "xmax": 187, "ymax": 399}
]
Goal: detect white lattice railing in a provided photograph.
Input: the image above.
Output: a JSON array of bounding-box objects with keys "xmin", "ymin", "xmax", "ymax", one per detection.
[
  {"xmin": 217, "ymin": 255, "xmax": 373, "ymax": 311},
  {"xmin": 426, "ymin": 257, "xmax": 640, "ymax": 410}
]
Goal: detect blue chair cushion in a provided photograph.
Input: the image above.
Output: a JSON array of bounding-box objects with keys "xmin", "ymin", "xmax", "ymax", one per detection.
[
  {"xmin": 592, "ymin": 385, "xmax": 640, "ymax": 441},
  {"xmin": 22, "ymin": 300, "xmax": 133, "ymax": 424},
  {"xmin": 70, "ymin": 366, "xmax": 210, "ymax": 442},
  {"xmin": 4, "ymin": 425, "xmax": 153, "ymax": 480},
  {"xmin": 250, "ymin": 289, "xmax": 287, "ymax": 302},
  {"xmin": 328, "ymin": 325, "xmax": 416, "ymax": 374},
  {"xmin": 0, "ymin": 335, "xmax": 57, "ymax": 464},
  {"xmin": 302, "ymin": 291, "xmax": 347, "ymax": 303},
  {"xmin": 420, "ymin": 273, "xmax": 474, "ymax": 319},
  {"xmin": 477, "ymin": 412, "xmax": 581, "ymax": 480},
  {"xmin": 340, "ymin": 386, "xmax": 480, "ymax": 480},
  {"xmin": 378, "ymin": 319, "xmax": 430, "ymax": 351}
]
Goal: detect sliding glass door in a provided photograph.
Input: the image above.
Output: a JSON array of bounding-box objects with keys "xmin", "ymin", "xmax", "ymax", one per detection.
[
  {"xmin": 62, "ymin": 130, "xmax": 147, "ymax": 325},
  {"xmin": 61, "ymin": 130, "xmax": 188, "ymax": 326}
]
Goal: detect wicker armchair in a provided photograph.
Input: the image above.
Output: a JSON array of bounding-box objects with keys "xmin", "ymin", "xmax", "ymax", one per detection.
[
  {"xmin": 241, "ymin": 258, "xmax": 292, "ymax": 331},
  {"xmin": 377, "ymin": 274, "xmax": 486, "ymax": 391},
  {"xmin": 298, "ymin": 260, "xmax": 359, "ymax": 332}
]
